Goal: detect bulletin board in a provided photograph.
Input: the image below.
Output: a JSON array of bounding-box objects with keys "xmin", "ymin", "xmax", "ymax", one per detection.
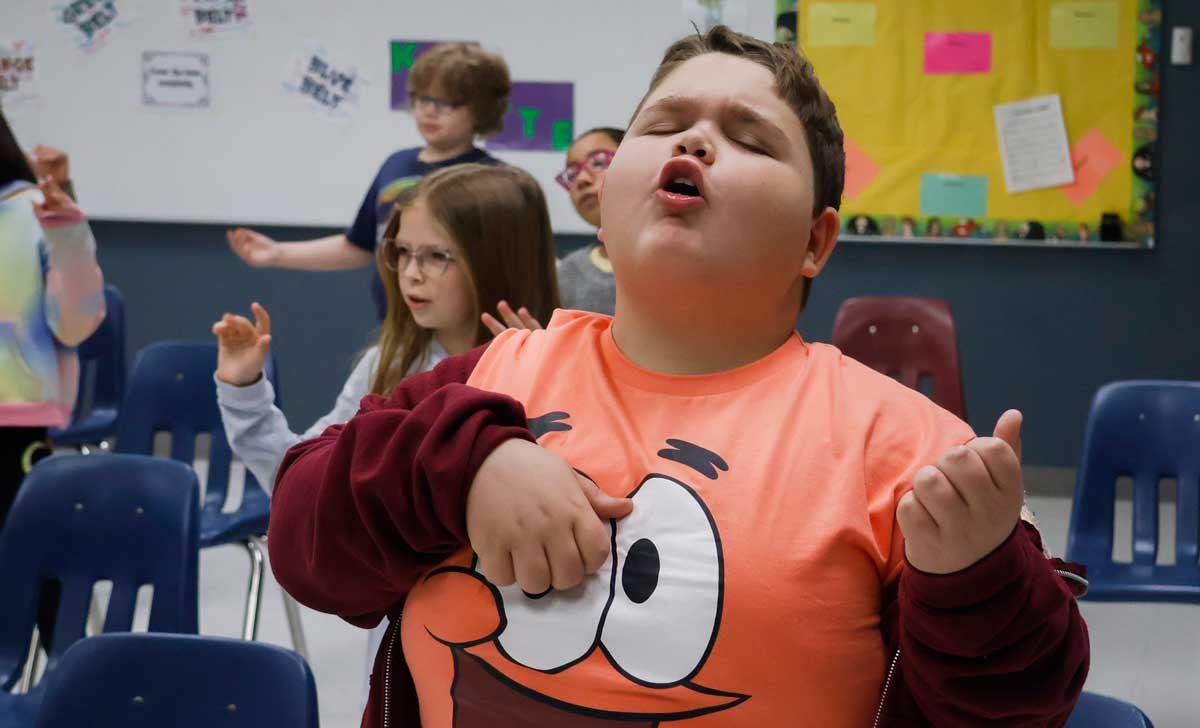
[{"xmin": 774, "ymin": 0, "xmax": 1160, "ymax": 248}]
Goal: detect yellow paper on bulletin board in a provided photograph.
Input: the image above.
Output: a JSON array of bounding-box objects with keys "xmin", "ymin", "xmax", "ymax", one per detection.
[{"xmin": 799, "ymin": 0, "xmax": 1140, "ymax": 227}]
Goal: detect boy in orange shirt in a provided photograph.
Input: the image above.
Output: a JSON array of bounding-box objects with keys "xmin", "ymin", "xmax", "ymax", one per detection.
[{"xmin": 269, "ymin": 27, "xmax": 1088, "ymax": 728}]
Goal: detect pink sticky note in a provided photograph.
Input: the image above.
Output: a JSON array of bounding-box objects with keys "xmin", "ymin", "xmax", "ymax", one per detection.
[
  {"xmin": 843, "ymin": 136, "xmax": 880, "ymax": 201},
  {"xmin": 1058, "ymin": 129, "xmax": 1123, "ymax": 206},
  {"xmin": 924, "ymin": 33, "xmax": 992, "ymax": 74}
]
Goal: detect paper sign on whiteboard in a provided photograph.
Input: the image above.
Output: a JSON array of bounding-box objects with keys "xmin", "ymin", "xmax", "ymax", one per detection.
[
  {"xmin": 993, "ymin": 94, "xmax": 1075, "ymax": 193},
  {"xmin": 142, "ymin": 51, "xmax": 210, "ymax": 108},
  {"xmin": 0, "ymin": 41, "xmax": 37, "ymax": 108}
]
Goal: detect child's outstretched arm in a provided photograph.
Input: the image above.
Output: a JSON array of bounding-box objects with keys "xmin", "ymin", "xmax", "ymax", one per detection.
[
  {"xmin": 212, "ymin": 302, "xmax": 295, "ymax": 490},
  {"xmin": 225, "ymin": 229, "xmax": 373, "ymax": 270},
  {"xmin": 35, "ymin": 176, "xmax": 104, "ymax": 347},
  {"xmin": 880, "ymin": 411, "xmax": 1089, "ymax": 726}
]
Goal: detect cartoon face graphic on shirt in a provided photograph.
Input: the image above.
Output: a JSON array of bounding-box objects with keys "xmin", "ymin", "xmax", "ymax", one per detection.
[{"xmin": 414, "ymin": 414, "xmax": 748, "ymax": 726}]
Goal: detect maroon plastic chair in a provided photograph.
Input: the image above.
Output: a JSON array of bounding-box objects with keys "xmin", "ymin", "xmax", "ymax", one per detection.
[{"xmin": 831, "ymin": 296, "xmax": 967, "ymax": 418}]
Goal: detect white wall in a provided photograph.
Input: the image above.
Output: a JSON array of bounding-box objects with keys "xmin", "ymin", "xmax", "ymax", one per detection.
[{"xmin": 4, "ymin": 0, "xmax": 774, "ymax": 233}]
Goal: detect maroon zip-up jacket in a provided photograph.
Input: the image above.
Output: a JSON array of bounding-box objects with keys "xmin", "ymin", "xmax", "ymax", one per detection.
[{"xmin": 268, "ymin": 347, "xmax": 1089, "ymax": 728}]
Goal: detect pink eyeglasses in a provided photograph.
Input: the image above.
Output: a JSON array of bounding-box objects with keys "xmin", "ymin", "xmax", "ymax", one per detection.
[{"xmin": 556, "ymin": 149, "xmax": 615, "ymax": 190}]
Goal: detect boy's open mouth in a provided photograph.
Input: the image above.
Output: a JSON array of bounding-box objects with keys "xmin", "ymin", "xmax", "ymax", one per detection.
[
  {"xmin": 658, "ymin": 158, "xmax": 705, "ymax": 198},
  {"xmin": 656, "ymin": 158, "xmax": 707, "ymax": 213}
]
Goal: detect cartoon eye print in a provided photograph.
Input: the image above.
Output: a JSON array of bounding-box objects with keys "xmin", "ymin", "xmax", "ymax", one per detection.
[
  {"xmin": 478, "ymin": 474, "xmax": 722, "ymax": 687},
  {"xmin": 600, "ymin": 476, "xmax": 722, "ymax": 687},
  {"xmin": 488, "ymin": 522, "xmax": 616, "ymax": 672}
]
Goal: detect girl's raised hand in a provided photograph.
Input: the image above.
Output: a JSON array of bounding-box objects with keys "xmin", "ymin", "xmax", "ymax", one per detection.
[
  {"xmin": 213, "ymin": 302, "xmax": 273, "ymax": 386},
  {"xmin": 481, "ymin": 300, "xmax": 544, "ymax": 337},
  {"xmin": 32, "ymin": 176, "xmax": 76, "ymax": 219}
]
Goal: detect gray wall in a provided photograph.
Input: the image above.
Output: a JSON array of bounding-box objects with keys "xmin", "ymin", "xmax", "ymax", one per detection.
[{"xmin": 88, "ymin": 2, "xmax": 1198, "ymax": 467}]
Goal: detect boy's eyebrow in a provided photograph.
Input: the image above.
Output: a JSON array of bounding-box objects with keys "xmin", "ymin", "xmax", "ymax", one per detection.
[
  {"xmin": 724, "ymin": 102, "xmax": 789, "ymax": 146},
  {"xmin": 640, "ymin": 95, "xmax": 789, "ymax": 146}
]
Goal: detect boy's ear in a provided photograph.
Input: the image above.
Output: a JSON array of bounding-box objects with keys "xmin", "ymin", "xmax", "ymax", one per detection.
[{"xmin": 801, "ymin": 207, "xmax": 840, "ymax": 278}]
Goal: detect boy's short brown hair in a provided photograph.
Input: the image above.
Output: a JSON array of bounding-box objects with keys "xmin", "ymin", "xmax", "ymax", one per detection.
[
  {"xmin": 409, "ymin": 43, "xmax": 511, "ymax": 136},
  {"xmin": 632, "ymin": 26, "xmax": 845, "ymax": 308}
]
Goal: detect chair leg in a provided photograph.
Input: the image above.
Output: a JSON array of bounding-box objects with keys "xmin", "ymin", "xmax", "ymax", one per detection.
[
  {"xmin": 14, "ymin": 628, "xmax": 40, "ymax": 694},
  {"xmin": 86, "ymin": 591, "xmax": 105, "ymax": 635},
  {"xmin": 240, "ymin": 538, "xmax": 265, "ymax": 641},
  {"xmin": 281, "ymin": 591, "xmax": 309, "ymax": 661}
]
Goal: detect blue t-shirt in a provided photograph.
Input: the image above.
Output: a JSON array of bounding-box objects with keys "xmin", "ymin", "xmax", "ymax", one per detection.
[{"xmin": 346, "ymin": 147, "xmax": 500, "ymax": 319}]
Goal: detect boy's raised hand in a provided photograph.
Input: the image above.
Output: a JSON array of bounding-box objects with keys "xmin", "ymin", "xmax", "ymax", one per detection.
[
  {"xmin": 897, "ymin": 409, "xmax": 1025, "ymax": 575},
  {"xmin": 467, "ymin": 439, "xmax": 633, "ymax": 594},
  {"xmin": 226, "ymin": 227, "xmax": 281, "ymax": 268},
  {"xmin": 212, "ymin": 302, "xmax": 272, "ymax": 387}
]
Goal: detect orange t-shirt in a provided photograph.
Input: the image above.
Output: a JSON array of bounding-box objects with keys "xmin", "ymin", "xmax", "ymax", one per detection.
[{"xmin": 401, "ymin": 311, "xmax": 974, "ymax": 727}]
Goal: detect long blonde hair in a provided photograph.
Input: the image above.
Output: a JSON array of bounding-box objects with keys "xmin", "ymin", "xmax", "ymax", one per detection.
[{"xmin": 370, "ymin": 164, "xmax": 560, "ymax": 395}]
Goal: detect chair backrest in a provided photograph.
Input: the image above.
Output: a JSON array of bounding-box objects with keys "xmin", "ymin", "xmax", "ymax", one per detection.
[
  {"xmin": 0, "ymin": 455, "xmax": 199, "ymax": 688},
  {"xmin": 1066, "ymin": 380, "xmax": 1200, "ymax": 603},
  {"xmin": 1065, "ymin": 692, "xmax": 1154, "ymax": 728},
  {"xmin": 34, "ymin": 633, "xmax": 318, "ymax": 728},
  {"xmin": 831, "ymin": 296, "xmax": 967, "ymax": 418},
  {"xmin": 113, "ymin": 341, "xmax": 278, "ymax": 515},
  {"xmin": 71, "ymin": 284, "xmax": 127, "ymax": 422}
]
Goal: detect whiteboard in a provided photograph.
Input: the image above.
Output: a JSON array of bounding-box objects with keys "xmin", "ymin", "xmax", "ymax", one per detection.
[{"xmin": 3, "ymin": 0, "xmax": 773, "ymax": 234}]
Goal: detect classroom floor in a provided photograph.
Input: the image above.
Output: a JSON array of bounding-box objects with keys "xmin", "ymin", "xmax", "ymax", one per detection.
[{"xmin": 125, "ymin": 467, "xmax": 1200, "ymax": 727}]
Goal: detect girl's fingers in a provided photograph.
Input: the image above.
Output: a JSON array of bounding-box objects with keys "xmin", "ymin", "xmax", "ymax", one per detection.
[
  {"xmin": 481, "ymin": 312, "xmax": 506, "ymax": 337},
  {"xmin": 517, "ymin": 307, "xmax": 543, "ymax": 330},
  {"xmin": 251, "ymin": 302, "xmax": 272, "ymax": 337},
  {"xmin": 497, "ymin": 300, "xmax": 524, "ymax": 329}
]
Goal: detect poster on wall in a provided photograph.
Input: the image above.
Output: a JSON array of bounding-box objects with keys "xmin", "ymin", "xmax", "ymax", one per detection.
[
  {"xmin": 0, "ymin": 41, "xmax": 37, "ymax": 109},
  {"xmin": 142, "ymin": 51, "xmax": 210, "ymax": 109},
  {"xmin": 488, "ymin": 81, "xmax": 575, "ymax": 152},
  {"xmin": 284, "ymin": 47, "xmax": 364, "ymax": 118},
  {"xmin": 776, "ymin": 0, "xmax": 1160, "ymax": 248},
  {"xmin": 178, "ymin": 0, "xmax": 250, "ymax": 37},
  {"xmin": 54, "ymin": 0, "xmax": 131, "ymax": 54}
]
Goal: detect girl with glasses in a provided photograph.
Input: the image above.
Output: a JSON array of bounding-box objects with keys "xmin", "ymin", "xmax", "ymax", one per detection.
[
  {"xmin": 482, "ymin": 127, "xmax": 623, "ymax": 336},
  {"xmin": 212, "ymin": 163, "xmax": 559, "ymax": 705}
]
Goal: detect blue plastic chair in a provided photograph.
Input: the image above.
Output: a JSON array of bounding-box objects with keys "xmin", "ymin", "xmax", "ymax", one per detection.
[
  {"xmin": 1066, "ymin": 381, "xmax": 1200, "ymax": 603},
  {"xmin": 113, "ymin": 341, "xmax": 305, "ymax": 652},
  {"xmin": 0, "ymin": 455, "xmax": 199, "ymax": 725},
  {"xmin": 49, "ymin": 284, "xmax": 126, "ymax": 450},
  {"xmin": 1066, "ymin": 692, "xmax": 1154, "ymax": 727},
  {"xmin": 34, "ymin": 633, "xmax": 318, "ymax": 728}
]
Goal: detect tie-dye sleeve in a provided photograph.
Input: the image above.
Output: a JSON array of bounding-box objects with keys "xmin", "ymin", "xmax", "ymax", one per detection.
[{"xmin": 36, "ymin": 198, "xmax": 105, "ymax": 347}]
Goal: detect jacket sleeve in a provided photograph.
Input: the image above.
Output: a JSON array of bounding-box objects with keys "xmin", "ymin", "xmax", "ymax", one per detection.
[
  {"xmin": 36, "ymin": 197, "xmax": 105, "ymax": 347},
  {"xmin": 215, "ymin": 374, "xmax": 298, "ymax": 493},
  {"xmin": 267, "ymin": 345, "xmax": 536, "ymax": 628},
  {"xmin": 878, "ymin": 522, "xmax": 1090, "ymax": 727}
]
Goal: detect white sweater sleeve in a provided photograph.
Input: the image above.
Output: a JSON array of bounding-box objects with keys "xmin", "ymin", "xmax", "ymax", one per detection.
[{"xmin": 215, "ymin": 347, "xmax": 379, "ymax": 493}]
